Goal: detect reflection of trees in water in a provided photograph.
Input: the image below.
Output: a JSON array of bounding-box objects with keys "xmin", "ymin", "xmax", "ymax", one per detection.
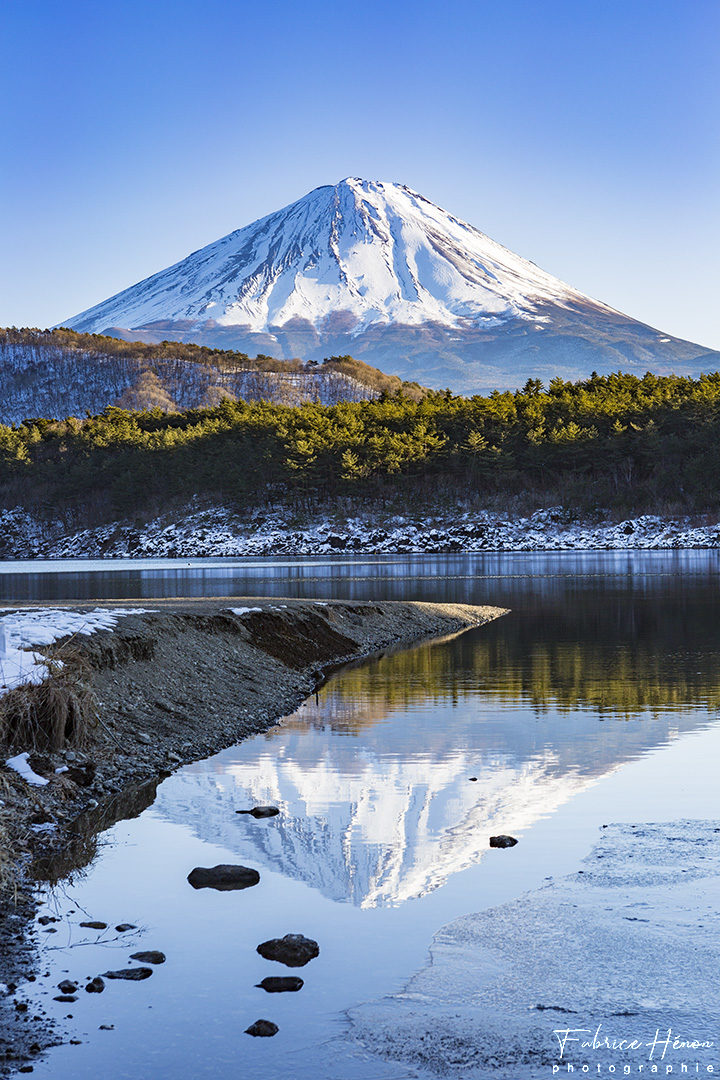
[
  {"xmin": 156, "ymin": 592, "xmax": 720, "ymax": 907},
  {"xmin": 303, "ymin": 598, "xmax": 720, "ymax": 725}
]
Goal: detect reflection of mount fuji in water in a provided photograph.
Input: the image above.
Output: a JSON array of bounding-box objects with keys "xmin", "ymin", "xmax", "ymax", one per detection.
[{"xmin": 154, "ymin": 631, "xmax": 715, "ymax": 906}]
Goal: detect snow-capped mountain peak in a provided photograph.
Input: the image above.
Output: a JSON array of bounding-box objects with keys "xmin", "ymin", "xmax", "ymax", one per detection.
[
  {"xmin": 64, "ymin": 178, "xmax": 717, "ymax": 393},
  {"xmin": 66, "ymin": 178, "xmax": 602, "ymax": 337}
]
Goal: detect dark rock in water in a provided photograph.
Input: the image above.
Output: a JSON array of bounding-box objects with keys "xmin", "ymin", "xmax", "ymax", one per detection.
[
  {"xmin": 245, "ymin": 1019, "xmax": 278, "ymax": 1037},
  {"xmin": 53, "ymin": 994, "xmax": 77, "ymax": 1003},
  {"xmin": 257, "ymin": 934, "xmax": 319, "ymax": 967},
  {"xmin": 102, "ymin": 968, "xmax": 153, "ymax": 981},
  {"xmin": 57, "ymin": 980, "xmax": 78, "ymax": 995},
  {"xmin": 99, "ymin": 1024, "xmax": 114, "ymax": 1030},
  {"xmin": 129, "ymin": 951, "xmax": 165, "ymax": 965},
  {"xmin": 489, "ymin": 834, "xmax": 518, "ymax": 848},
  {"xmin": 80, "ymin": 920, "xmax": 107, "ymax": 930},
  {"xmin": 469, "ymin": 776, "xmax": 478, "ymax": 781},
  {"xmin": 256, "ymin": 976, "xmax": 304, "ymax": 993},
  {"xmin": 38, "ymin": 915, "xmax": 60, "ymax": 925},
  {"xmin": 187, "ymin": 864, "xmax": 260, "ymax": 891},
  {"xmin": 85, "ymin": 978, "xmax": 105, "ymax": 993},
  {"xmin": 236, "ymin": 806, "xmax": 280, "ymax": 818},
  {"xmin": 115, "ymin": 924, "xmax": 137, "ymax": 932}
]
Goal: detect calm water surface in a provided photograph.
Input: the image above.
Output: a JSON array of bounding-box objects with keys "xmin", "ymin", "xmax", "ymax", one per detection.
[{"xmin": 5, "ymin": 552, "xmax": 719, "ymax": 1079}]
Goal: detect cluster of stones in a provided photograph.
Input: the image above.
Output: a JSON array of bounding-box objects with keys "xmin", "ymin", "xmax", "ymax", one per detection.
[
  {"xmin": 50, "ymin": 922, "xmax": 165, "ymax": 1013},
  {"xmin": 187, "ymin": 804, "xmax": 319, "ymax": 1039}
]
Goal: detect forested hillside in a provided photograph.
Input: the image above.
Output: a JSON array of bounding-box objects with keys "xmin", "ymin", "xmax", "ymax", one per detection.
[
  {"xmin": 1, "ymin": 370, "xmax": 719, "ymax": 528},
  {"xmin": 0, "ymin": 328, "xmax": 425, "ymax": 423}
]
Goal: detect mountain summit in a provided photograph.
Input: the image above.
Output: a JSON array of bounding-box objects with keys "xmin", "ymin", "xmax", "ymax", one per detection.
[{"xmin": 66, "ymin": 179, "xmax": 718, "ymax": 392}]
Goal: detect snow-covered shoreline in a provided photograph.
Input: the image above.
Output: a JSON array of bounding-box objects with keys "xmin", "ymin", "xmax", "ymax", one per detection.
[{"xmin": 1, "ymin": 504, "xmax": 719, "ymax": 560}]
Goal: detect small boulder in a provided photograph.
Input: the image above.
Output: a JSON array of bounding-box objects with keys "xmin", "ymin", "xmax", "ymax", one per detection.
[
  {"xmin": 135, "ymin": 733, "xmax": 152, "ymax": 745},
  {"xmin": 53, "ymin": 994, "xmax": 77, "ymax": 1003},
  {"xmin": 115, "ymin": 924, "xmax": 136, "ymax": 932},
  {"xmin": 79, "ymin": 921, "xmax": 107, "ymax": 930},
  {"xmin": 28, "ymin": 753, "xmax": 54, "ymax": 778},
  {"xmin": 57, "ymin": 980, "xmax": 77, "ymax": 995},
  {"xmin": 85, "ymin": 978, "xmax": 105, "ymax": 993},
  {"xmin": 187, "ymin": 865, "xmax": 260, "ymax": 891},
  {"xmin": 129, "ymin": 951, "xmax": 165, "ymax": 965},
  {"xmin": 256, "ymin": 934, "xmax": 319, "ymax": 967},
  {"xmin": 102, "ymin": 968, "xmax": 152, "ymax": 981},
  {"xmin": 67, "ymin": 761, "xmax": 96, "ymax": 787},
  {"xmin": 489, "ymin": 834, "xmax": 518, "ymax": 848},
  {"xmin": 256, "ymin": 976, "xmax": 304, "ymax": 993},
  {"xmin": 245, "ymin": 1019, "xmax": 278, "ymax": 1037},
  {"xmin": 236, "ymin": 806, "xmax": 280, "ymax": 819}
]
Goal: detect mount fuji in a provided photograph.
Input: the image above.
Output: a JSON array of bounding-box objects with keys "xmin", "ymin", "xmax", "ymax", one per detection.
[{"xmin": 65, "ymin": 178, "xmax": 718, "ymax": 393}]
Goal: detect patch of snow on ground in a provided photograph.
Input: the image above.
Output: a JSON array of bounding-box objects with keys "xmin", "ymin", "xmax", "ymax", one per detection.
[
  {"xmin": 5, "ymin": 752, "xmax": 49, "ymax": 787},
  {"xmin": 0, "ymin": 608, "xmax": 147, "ymax": 696}
]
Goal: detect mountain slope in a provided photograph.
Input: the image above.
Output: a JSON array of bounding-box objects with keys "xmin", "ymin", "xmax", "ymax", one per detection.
[{"xmin": 65, "ymin": 178, "xmax": 719, "ymax": 392}]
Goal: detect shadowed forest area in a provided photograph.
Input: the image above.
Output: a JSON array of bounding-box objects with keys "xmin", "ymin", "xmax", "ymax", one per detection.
[{"xmin": 1, "ymin": 366, "xmax": 720, "ymax": 528}]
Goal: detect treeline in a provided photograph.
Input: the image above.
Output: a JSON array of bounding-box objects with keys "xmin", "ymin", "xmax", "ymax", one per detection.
[
  {"xmin": 0, "ymin": 327, "xmax": 426, "ymax": 398},
  {"xmin": 1, "ymin": 370, "xmax": 720, "ymax": 524}
]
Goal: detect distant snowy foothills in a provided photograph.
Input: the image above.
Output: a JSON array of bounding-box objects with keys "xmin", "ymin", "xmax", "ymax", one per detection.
[{"xmin": 1, "ymin": 505, "xmax": 719, "ymax": 559}]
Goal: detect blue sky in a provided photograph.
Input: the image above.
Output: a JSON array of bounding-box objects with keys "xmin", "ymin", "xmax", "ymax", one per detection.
[{"xmin": 2, "ymin": 0, "xmax": 718, "ymax": 348}]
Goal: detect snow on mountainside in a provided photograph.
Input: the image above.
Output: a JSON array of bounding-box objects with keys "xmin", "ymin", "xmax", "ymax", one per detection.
[
  {"xmin": 2, "ymin": 503, "xmax": 719, "ymax": 560},
  {"xmin": 65, "ymin": 178, "xmax": 719, "ymax": 393},
  {"xmin": 0, "ymin": 336, "xmax": 380, "ymax": 425},
  {"xmin": 67, "ymin": 178, "xmax": 603, "ymax": 334}
]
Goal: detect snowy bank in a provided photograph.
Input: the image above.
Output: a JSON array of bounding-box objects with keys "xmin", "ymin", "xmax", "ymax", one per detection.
[
  {"xmin": 2, "ymin": 505, "xmax": 720, "ymax": 560},
  {"xmin": 0, "ymin": 608, "xmax": 146, "ymax": 696}
]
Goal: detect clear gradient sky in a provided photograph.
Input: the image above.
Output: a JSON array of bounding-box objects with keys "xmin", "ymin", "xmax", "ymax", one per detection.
[{"xmin": 2, "ymin": 0, "xmax": 718, "ymax": 348}]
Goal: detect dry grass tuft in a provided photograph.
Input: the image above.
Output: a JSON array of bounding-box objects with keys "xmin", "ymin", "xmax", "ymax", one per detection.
[
  {"xmin": 0, "ymin": 646, "xmax": 97, "ymax": 753},
  {"xmin": 0, "ymin": 775, "xmax": 18, "ymax": 895}
]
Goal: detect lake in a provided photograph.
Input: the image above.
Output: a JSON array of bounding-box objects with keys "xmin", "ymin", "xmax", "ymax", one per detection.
[{"xmin": 4, "ymin": 551, "xmax": 720, "ymax": 1079}]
